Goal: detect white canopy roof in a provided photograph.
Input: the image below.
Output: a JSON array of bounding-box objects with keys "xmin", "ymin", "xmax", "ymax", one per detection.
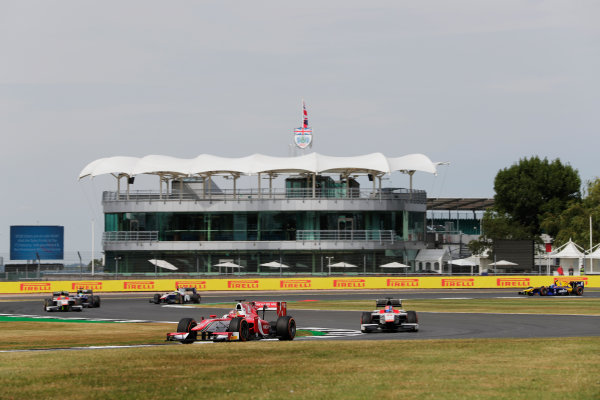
[
  {"xmin": 379, "ymin": 262, "xmax": 411, "ymax": 269},
  {"xmin": 329, "ymin": 262, "xmax": 358, "ymax": 268},
  {"xmin": 415, "ymin": 249, "xmax": 451, "ymax": 262},
  {"xmin": 450, "ymin": 257, "xmax": 479, "ymax": 266},
  {"xmin": 79, "ymin": 152, "xmax": 442, "ymax": 179},
  {"xmin": 587, "ymin": 245, "xmax": 600, "ymax": 259},
  {"xmin": 148, "ymin": 259, "xmax": 178, "ymax": 271},
  {"xmin": 260, "ymin": 261, "xmax": 291, "ymax": 269},
  {"xmin": 489, "ymin": 260, "xmax": 518, "ymax": 266},
  {"xmin": 550, "ymin": 239, "xmax": 584, "ymax": 259}
]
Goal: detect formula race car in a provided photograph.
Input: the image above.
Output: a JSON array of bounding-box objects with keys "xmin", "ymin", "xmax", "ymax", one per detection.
[
  {"xmin": 150, "ymin": 287, "xmax": 201, "ymax": 304},
  {"xmin": 73, "ymin": 289, "xmax": 101, "ymax": 308},
  {"xmin": 44, "ymin": 291, "xmax": 83, "ymax": 312},
  {"xmin": 360, "ymin": 298, "xmax": 418, "ymax": 333},
  {"xmin": 518, "ymin": 280, "xmax": 584, "ymax": 296},
  {"xmin": 167, "ymin": 300, "xmax": 296, "ymax": 342}
]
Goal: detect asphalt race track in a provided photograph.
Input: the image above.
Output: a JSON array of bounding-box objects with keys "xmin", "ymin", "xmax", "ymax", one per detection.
[{"xmin": 1, "ymin": 289, "xmax": 599, "ymax": 341}]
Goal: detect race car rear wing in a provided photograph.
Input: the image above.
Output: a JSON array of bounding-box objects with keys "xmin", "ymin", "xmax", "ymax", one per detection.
[
  {"xmin": 253, "ymin": 301, "xmax": 287, "ymax": 317},
  {"xmin": 376, "ymin": 298, "xmax": 402, "ymax": 308}
]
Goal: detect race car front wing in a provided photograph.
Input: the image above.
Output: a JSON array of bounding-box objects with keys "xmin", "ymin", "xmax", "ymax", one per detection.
[
  {"xmin": 361, "ymin": 322, "xmax": 419, "ymax": 332},
  {"xmin": 166, "ymin": 330, "xmax": 241, "ymax": 342}
]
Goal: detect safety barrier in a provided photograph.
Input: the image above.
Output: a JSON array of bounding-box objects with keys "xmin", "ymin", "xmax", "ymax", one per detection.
[{"xmin": 1, "ymin": 276, "xmax": 598, "ymax": 294}]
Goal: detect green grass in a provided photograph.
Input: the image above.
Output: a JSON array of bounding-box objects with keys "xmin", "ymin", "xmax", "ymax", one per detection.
[
  {"xmin": 194, "ymin": 297, "xmax": 600, "ymax": 315},
  {"xmin": 0, "ymin": 337, "xmax": 598, "ymax": 399}
]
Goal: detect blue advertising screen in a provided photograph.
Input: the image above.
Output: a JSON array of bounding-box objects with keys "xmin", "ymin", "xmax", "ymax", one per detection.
[{"xmin": 10, "ymin": 226, "xmax": 64, "ymax": 260}]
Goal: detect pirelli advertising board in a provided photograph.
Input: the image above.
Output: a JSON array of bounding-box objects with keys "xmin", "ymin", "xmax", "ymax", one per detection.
[{"xmin": 1, "ymin": 276, "xmax": 599, "ymax": 294}]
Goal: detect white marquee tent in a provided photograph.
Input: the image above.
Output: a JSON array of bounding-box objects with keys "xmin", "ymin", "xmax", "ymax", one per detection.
[{"xmin": 549, "ymin": 239, "xmax": 585, "ymax": 273}]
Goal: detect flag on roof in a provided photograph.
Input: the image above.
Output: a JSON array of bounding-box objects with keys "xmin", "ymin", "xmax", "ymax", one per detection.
[{"xmin": 294, "ymin": 99, "xmax": 313, "ymax": 149}]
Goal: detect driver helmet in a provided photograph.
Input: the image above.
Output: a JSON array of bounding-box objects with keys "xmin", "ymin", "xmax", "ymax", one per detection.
[
  {"xmin": 235, "ymin": 304, "xmax": 246, "ymax": 316},
  {"xmin": 385, "ymin": 305, "xmax": 393, "ymax": 313}
]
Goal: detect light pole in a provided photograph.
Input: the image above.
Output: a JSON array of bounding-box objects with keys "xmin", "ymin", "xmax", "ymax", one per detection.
[
  {"xmin": 114, "ymin": 256, "xmax": 122, "ymax": 279},
  {"xmin": 326, "ymin": 256, "xmax": 334, "ymax": 276}
]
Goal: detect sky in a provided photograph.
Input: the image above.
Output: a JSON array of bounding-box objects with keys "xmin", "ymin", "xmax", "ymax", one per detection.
[{"xmin": 1, "ymin": 1, "xmax": 599, "ymax": 260}]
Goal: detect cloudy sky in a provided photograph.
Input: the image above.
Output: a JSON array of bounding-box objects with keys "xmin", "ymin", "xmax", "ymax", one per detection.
[{"xmin": 1, "ymin": 1, "xmax": 598, "ymax": 259}]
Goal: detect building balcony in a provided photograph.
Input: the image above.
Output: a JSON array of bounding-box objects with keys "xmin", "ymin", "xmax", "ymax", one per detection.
[
  {"xmin": 101, "ymin": 230, "xmax": 418, "ymax": 252},
  {"xmin": 102, "ymin": 188, "xmax": 427, "ymax": 214},
  {"xmin": 102, "ymin": 188, "xmax": 427, "ymax": 203}
]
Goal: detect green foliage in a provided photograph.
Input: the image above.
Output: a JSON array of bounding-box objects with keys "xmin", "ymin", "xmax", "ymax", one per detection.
[
  {"xmin": 470, "ymin": 157, "xmax": 581, "ymax": 255},
  {"xmin": 87, "ymin": 258, "xmax": 102, "ymax": 268},
  {"xmin": 494, "ymin": 156, "xmax": 580, "ymax": 235},
  {"xmin": 541, "ymin": 178, "xmax": 600, "ymax": 248}
]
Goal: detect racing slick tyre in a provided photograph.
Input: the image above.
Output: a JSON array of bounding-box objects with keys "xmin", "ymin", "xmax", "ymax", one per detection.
[
  {"xmin": 539, "ymin": 287, "xmax": 548, "ymax": 296},
  {"xmin": 406, "ymin": 311, "xmax": 418, "ymax": 324},
  {"xmin": 361, "ymin": 312, "xmax": 372, "ymax": 324},
  {"xmin": 153, "ymin": 294, "xmax": 161, "ymax": 304},
  {"xmin": 191, "ymin": 294, "xmax": 201, "ymax": 304},
  {"xmin": 177, "ymin": 318, "xmax": 198, "ymax": 344},
  {"xmin": 575, "ymin": 286, "xmax": 583, "ymax": 296},
  {"xmin": 360, "ymin": 312, "xmax": 374, "ymax": 333},
  {"xmin": 43, "ymin": 298, "xmax": 52, "ymax": 311},
  {"xmin": 228, "ymin": 317, "xmax": 250, "ymax": 341},
  {"xmin": 276, "ymin": 316, "xmax": 296, "ymax": 341},
  {"xmin": 176, "ymin": 293, "xmax": 183, "ymax": 304},
  {"xmin": 94, "ymin": 296, "xmax": 101, "ymax": 308}
]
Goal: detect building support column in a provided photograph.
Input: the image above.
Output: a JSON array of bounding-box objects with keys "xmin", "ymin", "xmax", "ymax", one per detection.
[{"xmin": 258, "ymin": 173, "xmax": 261, "ymax": 199}]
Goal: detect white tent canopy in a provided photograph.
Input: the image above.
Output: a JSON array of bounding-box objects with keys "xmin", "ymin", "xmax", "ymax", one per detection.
[
  {"xmin": 587, "ymin": 244, "xmax": 600, "ymax": 259},
  {"xmin": 379, "ymin": 262, "xmax": 411, "ymax": 269},
  {"xmin": 148, "ymin": 259, "xmax": 178, "ymax": 271},
  {"xmin": 489, "ymin": 260, "xmax": 518, "ymax": 266},
  {"xmin": 260, "ymin": 261, "xmax": 291, "ymax": 269},
  {"xmin": 329, "ymin": 262, "xmax": 358, "ymax": 268},
  {"xmin": 450, "ymin": 257, "xmax": 479, "ymax": 266},
  {"xmin": 550, "ymin": 239, "xmax": 585, "ymax": 259},
  {"xmin": 79, "ymin": 152, "xmax": 442, "ymax": 179},
  {"xmin": 214, "ymin": 261, "xmax": 244, "ymax": 274}
]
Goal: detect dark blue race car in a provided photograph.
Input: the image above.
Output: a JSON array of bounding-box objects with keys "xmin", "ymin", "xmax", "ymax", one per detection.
[{"xmin": 518, "ymin": 280, "xmax": 584, "ymax": 296}]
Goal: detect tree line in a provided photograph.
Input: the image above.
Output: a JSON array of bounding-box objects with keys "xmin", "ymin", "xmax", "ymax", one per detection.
[{"xmin": 469, "ymin": 156, "xmax": 599, "ymax": 256}]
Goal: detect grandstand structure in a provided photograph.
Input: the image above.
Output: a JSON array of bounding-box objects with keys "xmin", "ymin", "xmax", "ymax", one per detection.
[{"xmin": 79, "ymin": 153, "xmax": 491, "ymax": 274}]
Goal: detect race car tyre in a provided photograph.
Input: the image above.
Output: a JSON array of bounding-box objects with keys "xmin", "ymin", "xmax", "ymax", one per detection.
[
  {"xmin": 153, "ymin": 294, "xmax": 161, "ymax": 304},
  {"xmin": 276, "ymin": 316, "xmax": 296, "ymax": 341},
  {"xmin": 575, "ymin": 286, "xmax": 583, "ymax": 296},
  {"xmin": 228, "ymin": 317, "xmax": 250, "ymax": 341},
  {"xmin": 527, "ymin": 291, "xmax": 534, "ymax": 296},
  {"xmin": 93, "ymin": 296, "xmax": 101, "ymax": 308},
  {"xmin": 43, "ymin": 299, "xmax": 52, "ymax": 310},
  {"xmin": 191, "ymin": 294, "xmax": 201, "ymax": 304},
  {"xmin": 177, "ymin": 318, "xmax": 198, "ymax": 344},
  {"xmin": 176, "ymin": 293, "xmax": 183, "ymax": 304},
  {"xmin": 406, "ymin": 311, "xmax": 418, "ymax": 324},
  {"xmin": 361, "ymin": 312, "xmax": 372, "ymax": 324},
  {"xmin": 539, "ymin": 287, "xmax": 548, "ymax": 296}
]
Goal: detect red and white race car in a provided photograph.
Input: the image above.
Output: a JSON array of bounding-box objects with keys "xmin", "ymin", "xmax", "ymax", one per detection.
[
  {"xmin": 44, "ymin": 291, "xmax": 84, "ymax": 312},
  {"xmin": 167, "ymin": 300, "xmax": 296, "ymax": 343},
  {"xmin": 360, "ymin": 298, "xmax": 418, "ymax": 333}
]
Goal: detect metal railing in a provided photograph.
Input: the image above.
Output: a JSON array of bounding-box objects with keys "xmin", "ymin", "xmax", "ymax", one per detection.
[
  {"xmin": 102, "ymin": 187, "xmax": 427, "ymax": 204},
  {"xmin": 103, "ymin": 231, "xmax": 159, "ymax": 243},
  {"xmin": 101, "ymin": 230, "xmax": 395, "ymax": 243},
  {"xmin": 297, "ymin": 230, "xmax": 395, "ymax": 243}
]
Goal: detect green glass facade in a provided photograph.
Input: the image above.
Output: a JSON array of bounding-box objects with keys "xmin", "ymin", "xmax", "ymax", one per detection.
[{"xmin": 105, "ymin": 210, "xmax": 425, "ymax": 242}]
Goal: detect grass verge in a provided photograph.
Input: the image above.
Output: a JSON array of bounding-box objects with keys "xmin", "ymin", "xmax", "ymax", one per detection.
[{"xmin": 0, "ymin": 337, "xmax": 598, "ymax": 399}]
